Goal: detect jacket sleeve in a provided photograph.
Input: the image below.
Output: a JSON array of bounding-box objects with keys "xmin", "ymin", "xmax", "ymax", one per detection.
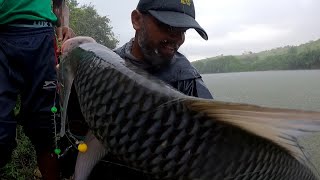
[{"xmin": 174, "ymin": 78, "xmax": 214, "ymax": 99}]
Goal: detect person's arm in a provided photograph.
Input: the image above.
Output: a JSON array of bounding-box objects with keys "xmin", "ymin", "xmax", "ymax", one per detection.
[
  {"xmin": 174, "ymin": 78, "xmax": 213, "ymax": 99},
  {"xmin": 194, "ymin": 78, "xmax": 214, "ymax": 99},
  {"xmin": 53, "ymin": 0, "xmax": 75, "ymax": 43},
  {"xmin": 168, "ymin": 53, "xmax": 214, "ymax": 99}
]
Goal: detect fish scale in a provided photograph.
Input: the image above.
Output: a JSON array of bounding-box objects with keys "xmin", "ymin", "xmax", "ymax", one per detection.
[
  {"xmin": 76, "ymin": 56, "xmax": 213, "ymax": 179},
  {"xmin": 77, "ymin": 52, "xmax": 313, "ymax": 179},
  {"xmin": 59, "ymin": 42, "xmax": 319, "ymax": 180}
]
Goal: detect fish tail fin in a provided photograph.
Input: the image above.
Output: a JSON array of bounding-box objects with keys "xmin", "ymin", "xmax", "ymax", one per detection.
[{"xmin": 185, "ymin": 99, "xmax": 320, "ymax": 176}]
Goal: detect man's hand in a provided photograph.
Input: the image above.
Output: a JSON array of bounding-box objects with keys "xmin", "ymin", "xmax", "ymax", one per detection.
[
  {"xmin": 53, "ymin": 0, "xmax": 74, "ymax": 44},
  {"xmin": 56, "ymin": 26, "xmax": 75, "ymax": 55},
  {"xmin": 56, "ymin": 26, "xmax": 75, "ymax": 43}
]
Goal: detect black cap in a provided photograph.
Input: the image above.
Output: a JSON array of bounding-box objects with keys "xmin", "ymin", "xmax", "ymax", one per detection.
[{"xmin": 137, "ymin": 0, "xmax": 208, "ymax": 40}]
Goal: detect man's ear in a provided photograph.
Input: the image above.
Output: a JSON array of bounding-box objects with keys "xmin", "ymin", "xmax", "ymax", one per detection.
[{"xmin": 131, "ymin": 10, "xmax": 143, "ymax": 30}]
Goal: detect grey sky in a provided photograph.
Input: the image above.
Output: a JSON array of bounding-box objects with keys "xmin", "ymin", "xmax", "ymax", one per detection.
[{"xmin": 77, "ymin": 0, "xmax": 320, "ymax": 61}]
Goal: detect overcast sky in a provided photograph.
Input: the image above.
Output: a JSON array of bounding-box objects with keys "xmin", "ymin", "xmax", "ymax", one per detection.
[{"xmin": 77, "ymin": 0, "xmax": 320, "ymax": 61}]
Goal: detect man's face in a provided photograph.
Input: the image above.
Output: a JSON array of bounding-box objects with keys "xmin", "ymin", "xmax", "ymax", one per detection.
[{"xmin": 137, "ymin": 12, "xmax": 187, "ymax": 67}]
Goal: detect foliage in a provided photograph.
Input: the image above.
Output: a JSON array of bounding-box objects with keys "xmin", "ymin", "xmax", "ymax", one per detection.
[
  {"xmin": 3, "ymin": 0, "xmax": 119, "ymax": 178},
  {"xmin": 192, "ymin": 39, "xmax": 320, "ymax": 73},
  {"xmin": 1, "ymin": 126, "xmax": 37, "ymax": 180},
  {"xmin": 67, "ymin": 0, "xmax": 119, "ymax": 49}
]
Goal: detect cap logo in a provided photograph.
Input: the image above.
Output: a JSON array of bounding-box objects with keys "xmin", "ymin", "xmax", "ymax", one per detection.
[{"xmin": 181, "ymin": 0, "xmax": 191, "ymax": 6}]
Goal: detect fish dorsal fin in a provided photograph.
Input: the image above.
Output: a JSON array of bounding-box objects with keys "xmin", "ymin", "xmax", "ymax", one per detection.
[{"xmin": 185, "ymin": 99, "xmax": 320, "ymax": 174}]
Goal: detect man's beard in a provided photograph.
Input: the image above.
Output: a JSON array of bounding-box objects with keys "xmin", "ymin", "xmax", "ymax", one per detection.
[{"xmin": 137, "ymin": 26, "xmax": 172, "ymax": 69}]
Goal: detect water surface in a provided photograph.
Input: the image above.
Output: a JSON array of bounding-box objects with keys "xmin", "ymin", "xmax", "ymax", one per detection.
[{"xmin": 202, "ymin": 70, "xmax": 320, "ymax": 111}]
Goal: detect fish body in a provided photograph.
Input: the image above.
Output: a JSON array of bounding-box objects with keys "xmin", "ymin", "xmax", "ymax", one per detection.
[{"xmin": 58, "ymin": 37, "xmax": 320, "ymax": 180}]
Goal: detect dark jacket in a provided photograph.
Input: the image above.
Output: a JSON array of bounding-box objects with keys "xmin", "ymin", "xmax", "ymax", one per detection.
[{"xmin": 114, "ymin": 39, "xmax": 213, "ymax": 99}]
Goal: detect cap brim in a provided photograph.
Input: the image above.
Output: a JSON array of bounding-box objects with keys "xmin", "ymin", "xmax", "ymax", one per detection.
[{"xmin": 148, "ymin": 10, "xmax": 208, "ymax": 40}]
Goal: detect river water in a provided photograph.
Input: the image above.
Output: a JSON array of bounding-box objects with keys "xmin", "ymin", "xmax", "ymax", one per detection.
[
  {"xmin": 202, "ymin": 69, "xmax": 320, "ymax": 173},
  {"xmin": 202, "ymin": 70, "xmax": 320, "ymax": 111}
]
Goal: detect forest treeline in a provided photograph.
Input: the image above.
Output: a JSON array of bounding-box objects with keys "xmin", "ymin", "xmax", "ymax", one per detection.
[{"xmin": 192, "ymin": 39, "xmax": 320, "ymax": 74}]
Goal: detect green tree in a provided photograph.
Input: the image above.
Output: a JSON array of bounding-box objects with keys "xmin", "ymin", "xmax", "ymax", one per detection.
[
  {"xmin": 68, "ymin": 0, "xmax": 119, "ymax": 49},
  {"xmin": 192, "ymin": 38, "xmax": 320, "ymax": 74}
]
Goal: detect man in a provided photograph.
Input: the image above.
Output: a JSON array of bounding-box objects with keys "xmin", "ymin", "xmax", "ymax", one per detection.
[
  {"xmin": 115, "ymin": 0, "xmax": 213, "ymax": 99},
  {"xmin": 0, "ymin": 0, "xmax": 74, "ymax": 179},
  {"xmin": 88, "ymin": 0, "xmax": 213, "ymax": 178}
]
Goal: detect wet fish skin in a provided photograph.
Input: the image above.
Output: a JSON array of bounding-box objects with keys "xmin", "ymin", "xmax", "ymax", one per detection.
[
  {"xmin": 58, "ymin": 36, "xmax": 96, "ymax": 137},
  {"xmin": 59, "ymin": 38, "xmax": 320, "ymax": 180}
]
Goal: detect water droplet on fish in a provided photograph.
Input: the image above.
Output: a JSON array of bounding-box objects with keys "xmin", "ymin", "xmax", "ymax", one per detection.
[{"xmin": 161, "ymin": 140, "xmax": 168, "ymax": 147}]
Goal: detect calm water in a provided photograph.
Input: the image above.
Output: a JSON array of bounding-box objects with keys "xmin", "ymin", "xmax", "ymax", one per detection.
[
  {"xmin": 202, "ymin": 70, "xmax": 320, "ymax": 172},
  {"xmin": 202, "ymin": 70, "xmax": 320, "ymax": 112}
]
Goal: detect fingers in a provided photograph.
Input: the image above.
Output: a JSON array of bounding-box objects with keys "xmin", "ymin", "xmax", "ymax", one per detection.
[
  {"xmin": 56, "ymin": 26, "xmax": 76, "ymax": 43},
  {"xmin": 56, "ymin": 27, "xmax": 63, "ymax": 42},
  {"xmin": 56, "ymin": 27, "xmax": 75, "ymax": 55},
  {"xmin": 62, "ymin": 27, "xmax": 76, "ymax": 43}
]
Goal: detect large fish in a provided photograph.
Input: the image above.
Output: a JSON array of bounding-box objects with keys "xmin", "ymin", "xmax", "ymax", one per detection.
[{"xmin": 58, "ymin": 36, "xmax": 320, "ymax": 180}]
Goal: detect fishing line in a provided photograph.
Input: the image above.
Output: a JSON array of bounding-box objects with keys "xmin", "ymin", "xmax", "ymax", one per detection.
[
  {"xmin": 156, "ymin": 97, "xmax": 187, "ymax": 109},
  {"xmin": 51, "ymin": 82, "xmax": 61, "ymax": 156},
  {"xmin": 52, "ymin": 96, "xmax": 88, "ymax": 157},
  {"xmin": 224, "ymin": 169, "xmax": 263, "ymax": 180},
  {"xmin": 52, "ymin": 47, "xmax": 88, "ymax": 158},
  {"xmin": 99, "ymin": 159, "xmax": 152, "ymax": 175},
  {"xmin": 295, "ymin": 136, "xmax": 320, "ymax": 178}
]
